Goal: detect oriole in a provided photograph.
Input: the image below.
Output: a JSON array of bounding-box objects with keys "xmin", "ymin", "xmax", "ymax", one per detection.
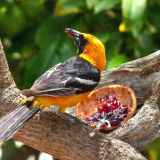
[{"xmin": 0, "ymin": 28, "xmax": 106, "ymax": 142}]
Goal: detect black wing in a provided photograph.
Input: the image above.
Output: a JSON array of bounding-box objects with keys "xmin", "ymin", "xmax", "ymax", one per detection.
[{"xmin": 30, "ymin": 56, "xmax": 100, "ymax": 96}]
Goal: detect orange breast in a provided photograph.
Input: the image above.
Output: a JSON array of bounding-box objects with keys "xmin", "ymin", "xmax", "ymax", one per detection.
[{"xmin": 33, "ymin": 92, "xmax": 90, "ymax": 112}]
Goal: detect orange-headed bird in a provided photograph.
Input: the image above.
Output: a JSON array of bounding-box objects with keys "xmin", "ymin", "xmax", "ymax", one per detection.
[{"xmin": 0, "ymin": 28, "xmax": 106, "ymax": 142}]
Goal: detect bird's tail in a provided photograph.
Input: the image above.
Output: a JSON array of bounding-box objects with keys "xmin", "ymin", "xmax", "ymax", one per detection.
[{"xmin": 0, "ymin": 100, "xmax": 40, "ymax": 143}]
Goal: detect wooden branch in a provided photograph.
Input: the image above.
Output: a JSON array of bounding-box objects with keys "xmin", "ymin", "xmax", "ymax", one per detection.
[
  {"xmin": 1, "ymin": 40, "xmax": 159, "ymax": 159},
  {"xmin": 0, "ymin": 40, "xmax": 24, "ymax": 112},
  {"xmin": 99, "ymin": 51, "xmax": 160, "ymax": 150}
]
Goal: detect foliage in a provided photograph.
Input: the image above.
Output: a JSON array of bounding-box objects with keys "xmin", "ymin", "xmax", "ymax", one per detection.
[{"xmin": 0, "ymin": 0, "xmax": 159, "ymax": 159}]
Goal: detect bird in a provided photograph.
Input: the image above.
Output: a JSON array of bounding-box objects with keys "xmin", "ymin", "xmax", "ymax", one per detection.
[{"xmin": 0, "ymin": 28, "xmax": 106, "ymax": 143}]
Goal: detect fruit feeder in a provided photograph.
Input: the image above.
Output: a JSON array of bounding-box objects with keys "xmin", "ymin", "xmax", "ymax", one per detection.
[{"xmin": 76, "ymin": 85, "xmax": 137, "ymax": 133}]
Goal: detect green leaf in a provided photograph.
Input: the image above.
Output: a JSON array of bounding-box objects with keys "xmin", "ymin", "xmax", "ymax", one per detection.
[
  {"xmin": 0, "ymin": 3, "xmax": 26, "ymax": 37},
  {"xmin": 131, "ymin": 20, "xmax": 144, "ymax": 38},
  {"xmin": 122, "ymin": 0, "xmax": 147, "ymax": 21},
  {"xmin": 35, "ymin": 16, "xmax": 75, "ymax": 71},
  {"xmin": 86, "ymin": 0, "xmax": 98, "ymax": 9},
  {"xmin": 1, "ymin": 140, "xmax": 17, "ymax": 160},
  {"xmin": 20, "ymin": 0, "xmax": 46, "ymax": 20},
  {"xmin": 54, "ymin": 0, "xmax": 85, "ymax": 16},
  {"xmin": 122, "ymin": 0, "xmax": 147, "ymax": 37},
  {"xmin": 107, "ymin": 54, "xmax": 128, "ymax": 69},
  {"xmin": 146, "ymin": 138, "xmax": 160, "ymax": 160},
  {"xmin": 156, "ymin": 0, "xmax": 160, "ymax": 5},
  {"xmin": 94, "ymin": 0, "xmax": 121, "ymax": 14},
  {"xmin": 95, "ymin": 32, "xmax": 110, "ymax": 44}
]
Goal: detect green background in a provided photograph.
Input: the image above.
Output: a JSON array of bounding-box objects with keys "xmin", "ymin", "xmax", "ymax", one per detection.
[{"xmin": 0, "ymin": 0, "xmax": 159, "ymax": 159}]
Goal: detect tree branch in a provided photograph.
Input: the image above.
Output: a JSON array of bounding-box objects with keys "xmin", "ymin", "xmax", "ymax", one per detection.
[
  {"xmin": 99, "ymin": 51, "xmax": 160, "ymax": 150},
  {"xmin": 1, "ymin": 40, "xmax": 159, "ymax": 159},
  {"xmin": 0, "ymin": 40, "xmax": 24, "ymax": 112}
]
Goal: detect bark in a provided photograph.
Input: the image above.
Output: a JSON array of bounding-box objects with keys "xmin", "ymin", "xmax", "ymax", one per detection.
[
  {"xmin": 99, "ymin": 51, "xmax": 160, "ymax": 150},
  {"xmin": 1, "ymin": 40, "xmax": 159, "ymax": 159}
]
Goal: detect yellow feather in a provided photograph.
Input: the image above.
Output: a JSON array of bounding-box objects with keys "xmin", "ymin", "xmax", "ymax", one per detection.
[{"xmin": 79, "ymin": 33, "xmax": 106, "ymax": 72}]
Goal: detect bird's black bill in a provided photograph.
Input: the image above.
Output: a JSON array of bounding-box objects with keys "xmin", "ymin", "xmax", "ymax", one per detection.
[
  {"xmin": 65, "ymin": 28, "xmax": 87, "ymax": 53},
  {"xmin": 65, "ymin": 28, "xmax": 81, "ymax": 39}
]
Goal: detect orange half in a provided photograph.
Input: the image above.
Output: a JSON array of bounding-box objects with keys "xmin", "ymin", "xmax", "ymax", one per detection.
[{"xmin": 76, "ymin": 85, "xmax": 137, "ymax": 130}]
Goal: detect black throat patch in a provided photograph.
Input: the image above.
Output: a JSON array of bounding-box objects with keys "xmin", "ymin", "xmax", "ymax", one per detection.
[{"xmin": 78, "ymin": 35, "xmax": 88, "ymax": 54}]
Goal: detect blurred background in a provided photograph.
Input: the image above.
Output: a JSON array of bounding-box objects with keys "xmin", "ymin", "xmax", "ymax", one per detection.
[{"xmin": 0, "ymin": 0, "xmax": 159, "ymax": 159}]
